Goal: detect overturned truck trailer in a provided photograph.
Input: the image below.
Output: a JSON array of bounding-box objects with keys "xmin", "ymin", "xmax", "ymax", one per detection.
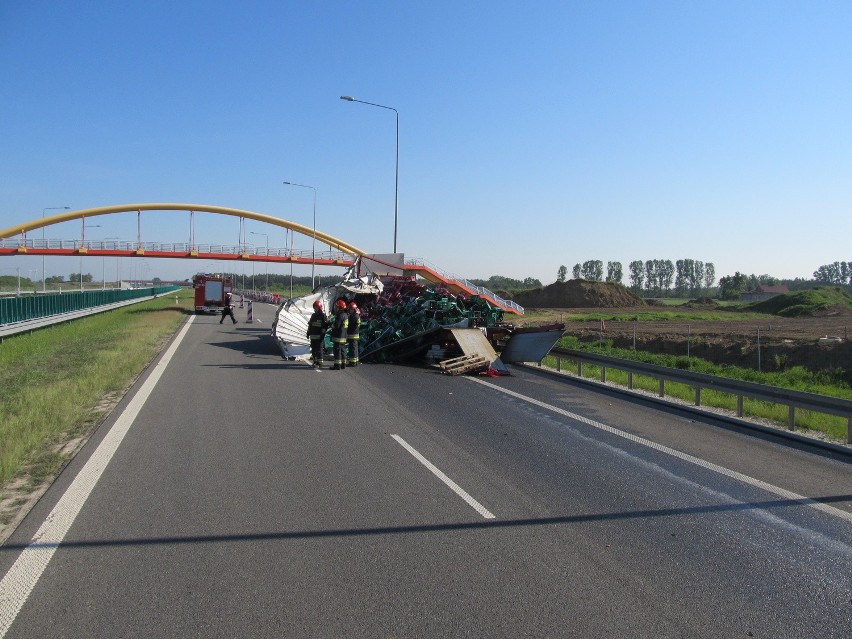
[{"xmin": 271, "ymin": 272, "xmax": 563, "ymax": 371}]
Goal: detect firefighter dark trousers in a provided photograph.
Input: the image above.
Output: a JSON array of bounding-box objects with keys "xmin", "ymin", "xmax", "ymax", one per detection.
[
  {"xmin": 333, "ymin": 341, "xmax": 346, "ymax": 369},
  {"xmin": 347, "ymin": 338, "xmax": 359, "ymax": 366},
  {"xmin": 220, "ymin": 307, "xmax": 237, "ymax": 324},
  {"xmin": 310, "ymin": 338, "xmax": 323, "ymax": 367}
]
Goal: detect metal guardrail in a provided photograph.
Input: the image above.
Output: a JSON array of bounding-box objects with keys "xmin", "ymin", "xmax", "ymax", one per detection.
[
  {"xmin": 405, "ymin": 258, "xmax": 525, "ymax": 314},
  {"xmin": 546, "ymin": 347, "xmax": 852, "ymax": 444}
]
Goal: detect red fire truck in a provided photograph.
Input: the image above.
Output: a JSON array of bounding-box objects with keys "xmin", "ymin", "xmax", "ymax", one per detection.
[{"xmin": 193, "ymin": 273, "xmax": 234, "ymax": 314}]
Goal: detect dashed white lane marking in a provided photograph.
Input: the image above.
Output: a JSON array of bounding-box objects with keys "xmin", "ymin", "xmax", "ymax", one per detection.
[
  {"xmin": 0, "ymin": 316, "xmax": 196, "ymax": 637},
  {"xmin": 391, "ymin": 435, "xmax": 495, "ymax": 520},
  {"xmin": 468, "ymin": 377, "xmax": 852, "ymax": 525}
]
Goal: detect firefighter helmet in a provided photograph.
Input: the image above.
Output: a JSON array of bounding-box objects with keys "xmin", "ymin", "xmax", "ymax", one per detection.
[
  {"xmin": 312, "ymin": 300, "xmax": 323, "ymax": 311},
  {"xmin": 349, "ymin": 301, "xmax": 358, "ymax": 311},
  {"xmin": 335, "ymin": 299, "xmax": 347, "ymax": 311}
]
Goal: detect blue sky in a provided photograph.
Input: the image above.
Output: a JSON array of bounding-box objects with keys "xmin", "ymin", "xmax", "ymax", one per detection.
[{"xmin": 1, "ymin": 1, "xmax": 850, "ymax": 286}]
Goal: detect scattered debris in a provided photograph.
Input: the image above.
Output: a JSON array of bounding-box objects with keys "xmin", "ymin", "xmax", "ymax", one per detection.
[
  {"xmin": 439, "ymin": 355, "xmax": 489, "ymax": 376},
  {"xmin": 271, "ymin": 264, "xmax": 563, "ymax": 372}
]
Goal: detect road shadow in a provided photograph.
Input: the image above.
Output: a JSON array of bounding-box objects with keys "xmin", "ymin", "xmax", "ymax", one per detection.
[{"xmin": 4, "ymin": 493, "xmax": 851, "ymax": 553}]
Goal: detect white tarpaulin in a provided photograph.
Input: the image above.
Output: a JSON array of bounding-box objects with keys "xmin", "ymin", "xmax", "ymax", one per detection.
[{"xmin": 271, "ymin": 272, "xmax": 383, "ymax": 360}]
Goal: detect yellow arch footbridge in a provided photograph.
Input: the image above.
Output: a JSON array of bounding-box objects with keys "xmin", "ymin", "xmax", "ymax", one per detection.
[
  {"xmin": 0, "ymin": 203, "xmax": 364, "ymax": 265},
  {"xmin": 0, "ymin": 203, "xmax": 523, "ymax": 314}
]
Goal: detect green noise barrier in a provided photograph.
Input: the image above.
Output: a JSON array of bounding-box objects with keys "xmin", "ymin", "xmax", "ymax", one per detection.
[{"xmin": 0, "ymin": 286, "xmax": 181, "ymax": 324}]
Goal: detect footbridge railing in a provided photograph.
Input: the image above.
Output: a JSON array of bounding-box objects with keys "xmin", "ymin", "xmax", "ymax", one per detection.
[{"xmin": 405, "ymin": 258, "xmax": 524, "ymax": 315}]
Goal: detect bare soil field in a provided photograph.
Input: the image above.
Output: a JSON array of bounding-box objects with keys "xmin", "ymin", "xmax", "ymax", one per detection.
[{"xmin": 516, "ymin": 306, "xmax": 852, "ymax": 373}]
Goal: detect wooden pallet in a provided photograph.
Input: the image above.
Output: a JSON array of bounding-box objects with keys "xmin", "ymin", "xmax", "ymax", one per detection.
[{"xmin": 439, "ymin": 354, "xmax": 489, "ymax": 376}]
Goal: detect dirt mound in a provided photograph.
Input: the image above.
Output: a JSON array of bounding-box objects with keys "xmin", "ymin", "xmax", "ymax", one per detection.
[{"xmin": 512, "ymin": 280, "xmax": 645, "ymax": 308}]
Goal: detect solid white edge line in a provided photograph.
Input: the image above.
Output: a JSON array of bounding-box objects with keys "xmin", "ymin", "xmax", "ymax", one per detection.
[
  {"xmin": 467, "ymin": 377, "xmax": 852, "ymax": 525},
  {"xmin": 0, "ymin": 316, "xmax": 196, "ymax": 637},
  {"xmin": 391, "ymin": 435, "xmax": 495, "ymax": 520}
]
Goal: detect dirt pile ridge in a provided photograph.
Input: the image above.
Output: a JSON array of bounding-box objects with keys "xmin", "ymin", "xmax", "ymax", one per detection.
[{"xmin": 512, "ymin": 280, "xmax": 645, "ymax": 309}]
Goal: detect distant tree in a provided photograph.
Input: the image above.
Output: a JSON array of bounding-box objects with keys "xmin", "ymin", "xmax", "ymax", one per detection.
[
  {"xmin": 469, "ymin": 275, "xmax": 541, "ymax": 291},
  {"xmin": 572, "ymin": 264, "xmax": 581, "ymax": 279},
  {"xmin": 606, "ymin": 261, "xmax": 623, "ymax": 284},
  {"xmin": 557, "ymin": 265, "xmax": 567, "ymax": 282},
  {"xmin": 68, "ymin": 273, "xmax": 93, "ymax": 283},
  {"xmin": 581, "ymin": 260, "xmax": 603, "ymax": 281},
  {"xmin": 659, "ymin": 260, "xmax": 675, "ymax": 294},
  {"xmin": 644, "ymin": 260, "xmax": 657, "ymax": 295},
  {"xmin": 628, "ymin": 260, "xmax": 644, "ymax": 293},
  {"xmin": 45, "ymin": 275, "xmax": 65, "ymax": 284},
  {"xmin": 704, "ymin": 262, "xmax": 715, "ymax": 291},
  {"xmin": 814, "ymin": 261, "xmax": 852, "ymax": 285},
  {"xmin": 718, "ymin": 272, "xmax": 749, "ymax": 300},
  {"xmin": 692, "ymin": 261, "xmax": 705, "ymax": 296},
  {"xmin": 675, "ymin": 259, "xmax": 690, "ymax": 297}
]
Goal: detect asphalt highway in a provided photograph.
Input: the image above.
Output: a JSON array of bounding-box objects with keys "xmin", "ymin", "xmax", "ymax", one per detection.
[{"xmin": 2, "ymin": 305, "xmax": 851, "ymax": 637}]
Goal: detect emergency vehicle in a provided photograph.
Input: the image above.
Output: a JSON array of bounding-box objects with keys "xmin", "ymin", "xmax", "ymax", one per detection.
[{"xmin": 193, "ymin": 273, "xmax": 234, "ymax": 314}]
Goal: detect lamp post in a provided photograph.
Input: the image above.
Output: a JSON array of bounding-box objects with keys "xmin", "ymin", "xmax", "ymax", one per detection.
[
  {"xmin": 340, "ymin": 95, "xmax": 399, "ymax": 253},
  {"xmin": 249, "ymin": 231, "xmax": 269, "ymax": 290},
  {"xmin": 81, "ymin": 224, "xmax": 101, "ymax": 291},
  {"xmin": 283, "ymin": 181, "xmax": 317, "ymax": 289},
  {"xmin": 41, "ymin": 206, "xmax": 70, "ymax": 292},
  {"xmin": 102, "ymin": 236, "xmax": 119, "ymax": 289}
]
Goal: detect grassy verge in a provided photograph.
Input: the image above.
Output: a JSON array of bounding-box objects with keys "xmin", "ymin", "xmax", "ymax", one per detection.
[
  {"xmin": 543, "ymin": 335, "xmax": 851, "ymax": 441},
  {"xmin": 0, "ymin": 290, "xmax": 192, "ymax": 493}
]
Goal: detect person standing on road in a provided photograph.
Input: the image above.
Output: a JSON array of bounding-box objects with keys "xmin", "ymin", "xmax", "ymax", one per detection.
[
  {"xmin": 346, "ymin": 301, "xmax": 361, "ymax": 367},
  {"xmin": 306, "ymin": 299, "xmax": 329, "ymax": 369},
  {"xmin": 220, "ymin": 292, "xmax": 238, "ymax": 325},
  {"xmin": 331, "ymin": 299, "xmax": 349, "ymax": 370}
]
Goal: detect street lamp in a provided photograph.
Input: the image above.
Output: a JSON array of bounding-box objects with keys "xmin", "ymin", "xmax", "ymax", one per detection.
[
  {"xmin": 81, "ymin": 224, "xmax": 101, "ymax": 291},
  {"xmin": 340, "ymin": 95, "xmax": 399, "ymax": 253},
  {"xmin": 41, "ymin": 206, "xmax": 70, "ymax": 292},
  {"xmin": 249, "ymin": 231, "xmax": 269, "ymax": 290},
  {"xmin": 283, "ymin": 181, "xmax": 317, "ymax": 289}
]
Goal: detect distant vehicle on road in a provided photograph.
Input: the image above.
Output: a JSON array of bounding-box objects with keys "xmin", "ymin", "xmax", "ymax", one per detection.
[{"xmin": 193, "ymin": 273, "xmax": 233, "ymax": 314}]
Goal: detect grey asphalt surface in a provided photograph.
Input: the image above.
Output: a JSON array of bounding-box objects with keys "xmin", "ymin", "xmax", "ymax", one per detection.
[{"xmin": 2, "ymin": 304, "xmax": 852, "ymax": 638}]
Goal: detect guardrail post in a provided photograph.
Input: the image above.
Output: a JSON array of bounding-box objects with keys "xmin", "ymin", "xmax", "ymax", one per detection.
[
  {"xmin": 601, "ymin": 366, "xmax": 607, "ymax": 383},
  {"xmin": 556, "ymin": 355, "xmax": 561, "ymax": 372},
  {"xmin": 578, "ymin": 362, "xmax": 583, "ymax": 377},
  {"xmin": 737, "ymin": 396, "xmax": 744, "ymax": 417},
  {"xmin": 628, "ymin": 371, "xmax": 633, "ymax": 390},
  {"xmin": 695, "ymin": 387, "xmax": 701, "ymax": 406},
  {"xmin": 658, "ymin": 379, "xmax": 665, "ymax": 397},
  {"xmin": 787, "ymin": 405, "xmax": 796, "ymax": 431},
  {"xmin": 848, "ymin": 418, "xmax": 851, "ymax": 445}
]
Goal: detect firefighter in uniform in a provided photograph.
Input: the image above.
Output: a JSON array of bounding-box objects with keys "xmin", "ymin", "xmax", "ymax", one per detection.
[
  {"xmin": 306, "ymin": 299, "xmax": 329, "ymax": 368},
  {"xmin": 219, "ymin": 292, "xmax": 238, "ymax": 324},
  {"xmin": 331, "ymin": 299, "xmax": 349, "ymax": 370},
  {"xmin": 346, "ymin": 301, "xmax": 361, "ymax": 367}
]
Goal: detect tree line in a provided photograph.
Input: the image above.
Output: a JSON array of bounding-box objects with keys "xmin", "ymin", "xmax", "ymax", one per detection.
[
  {"xmin": 558, "ymin": 259, "xmax": 716, "ymax": 297},
  {"xmin": 558, "ymin": 259, "xmax": 851, "ymax": 299}
]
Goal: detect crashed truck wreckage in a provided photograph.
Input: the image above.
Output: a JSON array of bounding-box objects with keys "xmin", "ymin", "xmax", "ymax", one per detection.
[{"xmin": 271, "ymin": 270, "xmax": 564, "ymax": 374}]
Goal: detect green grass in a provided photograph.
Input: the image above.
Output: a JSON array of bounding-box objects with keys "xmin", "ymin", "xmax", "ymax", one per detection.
[
  {"xmin": 544, "ymin": 335, "xmax": 851, "ymax": 441},
  {"xmin": 748, "ymin": 286, "xmax": 852, "ymax": 317},
  {"xmin": 0, "ymin": 290, "xmax": 193, "ymax": 489}
]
